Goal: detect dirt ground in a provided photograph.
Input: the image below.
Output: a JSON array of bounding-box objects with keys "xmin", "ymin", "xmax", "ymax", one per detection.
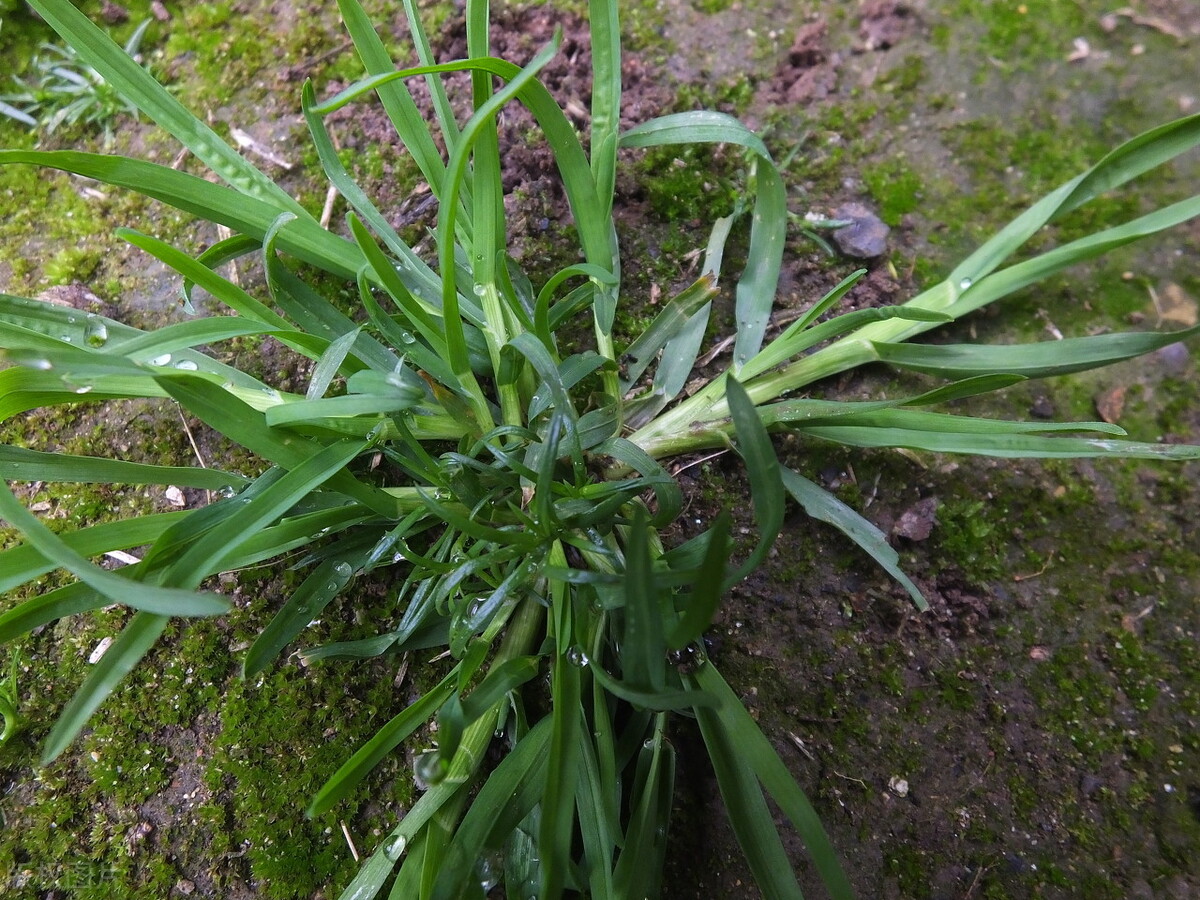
[{"xmin": 1, "ymin": 0, "xmax": 1199, "ymax": 898}]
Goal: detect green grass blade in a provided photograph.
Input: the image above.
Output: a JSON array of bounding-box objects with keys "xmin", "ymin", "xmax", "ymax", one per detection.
[
  {"xmin": 0, "ymin": 444, "xmax": 247, "ymax": 490},
  {"xmin": 794, "ymin": 415, "xmax": 1200, "ymax": 459},
  {"xmin": 334, "ymin": 0, "xmax": 447, "ymax": 192},
  {"xmin": 26, "ymin": 0, "xmax": 307, "ymax": 214},
  {"xmin": 594, "ymin": 437, "xmax": 682, "ymax": 526},
  {"xmin": 347, "ymin": 215, "xmax": 456, "ymax": 361},
  {"xmin": 243, "ymin": 552, "xmax": 361, "ymax": 677},
  {"xmin": 621, "ymin": 111, "xmax": 787, "ymax": 367},
  {"xmin": 724, "ymin": 377, "xmax": 785, "ymax": 582},
  {"xmin": 694, "ymin": 698, "xmax": 807, "ymax": 900},
  {"xmin": 668, "ymin": 509, "xmax": 732, "ymax": 648},
  {"xmin": 306, "ymin": 327, "xmax": 363, "ymax": 400},
  {"xmin": 397, "ymin": 0, "xmax": 462, "ymax": 155},
  {"xmin": 0, "ymin": 512, "xmax": 186, "ymax": 595},
  {"xmin": 540, "ymin": 657, "xmax": 582, "ymax": 900},
  {"xmin": 302, "ymin": 82, "xmax": 446, "ymax": 306},
  {"xmin": 693, "ymin": 662, "xmax": 855, "ymax": 900},
  {"xmin": 619, "ymin": 274, "xmax": 717, "ymax": 393},
  {"xmin": 588, "ymin": 0, "xmax": 621, "ymax": 214},
  {"xmin": 0, "ymin": 574, "xmax": 131, "ymax": 644},
  {"xmin": 119, "ymin": 228, "xmax": 291, "ymax": 328},
  {"xmin": 0, "ymin": 480, "xmax": 230, "ymax": 617},
  {"xmin": 429, "ymin": 719, "xmax": 552, "ymax": 900},
  {"xmin": 574, "ymin": 715, "xmax": 617, "ymax": 898},
  {"xmin": 589, "ymin": 664, "xmax": 716, "ymax": 710},
  {"xmin": 263, "ymin": 392, "xmax": 420, "ymax": 428},
  {"xmin": 872, "ymin": 323, "xmax": 1200, "ymax": 380},
  {"xmin": 308, "ymin": 669, "xmax": 457, "ymax": 818},
  {"xmin": 0, "ymin": 151, "xmax": 365, "ymax": 279},
  {"xmin": 156, "ymin": 376, "xmax": 400, "ymax": 517},
  {"xmin": 611, "ymin": 719, "xmax": 675, "ymax": 900},
  {"xmin": 40, "ymin": 610, "xmax": 169, "ymax": 762},
  {"xmin": 949, "ymin": 112, "xmax": 1200, "ymax": 290},
  {"xmin": 781, "ymin": 467, "xmax": 926, "ymax": 611},
  {"xmin": 742, "ymin": 304, "xmax": 951, "ymax": 381},
  {"xmin": 171, "ymin": 440, "xmax": 368, "ymax": 585},
  {"xmin": 621, "ymin": 507, "xmax": 666, "ymax": 692}
]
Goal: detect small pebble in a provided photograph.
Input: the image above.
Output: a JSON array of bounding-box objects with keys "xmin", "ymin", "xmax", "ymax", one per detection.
[{"xmin": 831, "ymin": 202, "xmax": 890, "ymax": 259}]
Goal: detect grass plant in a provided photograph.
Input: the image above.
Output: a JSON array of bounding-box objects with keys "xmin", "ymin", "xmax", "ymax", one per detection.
[
  {"xmin": 0, "ymin": 17, "xmax": 154, "ymax": 142},
  {"xmin": 1, "ymin": 0, "xmax": 1199, "ymax": 897}
]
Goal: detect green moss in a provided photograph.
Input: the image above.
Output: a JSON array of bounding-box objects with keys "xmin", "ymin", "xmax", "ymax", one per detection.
[
  {"xmin": 863, "ymin": 158, "xmax": 923, "ymax": 226},
  {"xmin": 636, "ymin": 142, "xmax": 741, "ymax": 224},
  {"xmin": 931, "ymin": 498, "xmax": 1007, "ymax": 580},
  {"xmin": 883, "ymin": 843, "xmax": 930, "ymax": 898}
]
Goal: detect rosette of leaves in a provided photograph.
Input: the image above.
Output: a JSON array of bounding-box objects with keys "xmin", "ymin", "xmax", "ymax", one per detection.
[{"xmin": 1, "ymin": 0, "xmax": 1199, "ymax": 897}]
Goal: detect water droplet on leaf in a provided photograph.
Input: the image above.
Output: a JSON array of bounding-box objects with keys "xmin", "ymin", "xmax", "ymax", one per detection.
[
  {"xmin": 566, "ymin": 647, "xmax": 589, "ymax": 667},
  {"xmin": 383, "ymin": 835, "xmax": 407, "ymax": 860},
  {"xmin": 84, "ymin": 316, "xmax": 108, "ymax": 347},
  {"xmin": 413, "ymin": 749, "xmax": 445, "ymax": 790}
]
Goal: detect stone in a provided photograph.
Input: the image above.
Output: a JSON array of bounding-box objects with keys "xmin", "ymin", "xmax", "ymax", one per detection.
[{"xmin": 832, "ymin": 202, "xmax": 890, "ymax": 258}]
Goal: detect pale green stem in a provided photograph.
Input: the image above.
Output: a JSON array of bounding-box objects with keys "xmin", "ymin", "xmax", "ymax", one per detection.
[
  {"xmin": 628, "ymin": 278, "xmax": 967, "ymax": 460},
  {"xmin": 372, "ymin": 593, "xmax": 545, "ymax": 857},
  {"xmin": 475, "ymin": 280, "xmax": 525, "ymax": 428}
]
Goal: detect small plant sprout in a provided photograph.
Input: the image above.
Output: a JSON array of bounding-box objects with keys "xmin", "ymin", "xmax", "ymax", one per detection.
[{"xmin": 0, "ymin": 17, "xmax": 155, "ymax": 141}]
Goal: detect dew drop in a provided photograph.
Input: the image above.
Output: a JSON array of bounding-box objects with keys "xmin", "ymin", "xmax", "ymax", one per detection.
[
  {"xmin": 73, "ymin": 385, "xmax": 94, "ymax": 395},
  {"xmin": 333, "ymin": 561, "xmax": 353, "ymax": 578},
  {"xmin": 391, "ymin": 551, "xmax": 406, "ymax": 564},
  {"xmin": 84, "ymin": 316, "xmax": 108, "ymax": 347},
  {"xmin": 472, "ymin": 283, "xmax": 486, "ymax": 297},
  {"xmin": 566, "ymin": 646, "xmax": 589, "ymax": 668},
  {"xmin": 27, "ymin": 358, "xmax": 53, "ymax": 370},
  {"xmin": 174, "ymin": 359, "xmax": 199, "ymax": 371},
  {"xmin": 59, "ymin": 334, "xmax": 73, "ymax": 343},
  {"xmin": 413, "ymin": 749, "xmax": 445, "ymax": 790},
  {"xmin": 475, "ymin": 852, "xmax": 503, "ymax": 892},
  {"xmin": 958, "ymin": 277, "xmax": 973, "ymax": 291},
  {"xmin": 399, "ymin": 332, "xmax": 416, "ymax": 345},
  {"xmin": 150, "ymin": 353, "xmax": 172, "ymax": 366},
  {"xmin": 383, "ymin": 835, "xmax": 408, "ymax": 861},
  {"xmin": 218, "ymin": 485, "xmax": 237, "ymax": 499}
]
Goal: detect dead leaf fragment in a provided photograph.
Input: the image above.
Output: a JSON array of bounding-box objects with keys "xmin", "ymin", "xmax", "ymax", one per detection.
[
  {"xmin": 1067, "ymin": 37, "xmax": 1091, "ymax": 62},
  {"xmin": 1099, "ymin": 7, "xmax": 1185, "ymax": 40},
  {"xmin": 1095, "ymin": 385, "xmax": 1126, "ymax": 424},
  {"xmin": 1154, "ymin": 282, "xmax": 1198, "ymax": 327},
  {"xmin": 1029, "ymin": 646, "xmax": 1051, "ymax": 661},
  {"xmin": 89, "ymin": 636, "xmax": 114, "ymax": 664}
]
